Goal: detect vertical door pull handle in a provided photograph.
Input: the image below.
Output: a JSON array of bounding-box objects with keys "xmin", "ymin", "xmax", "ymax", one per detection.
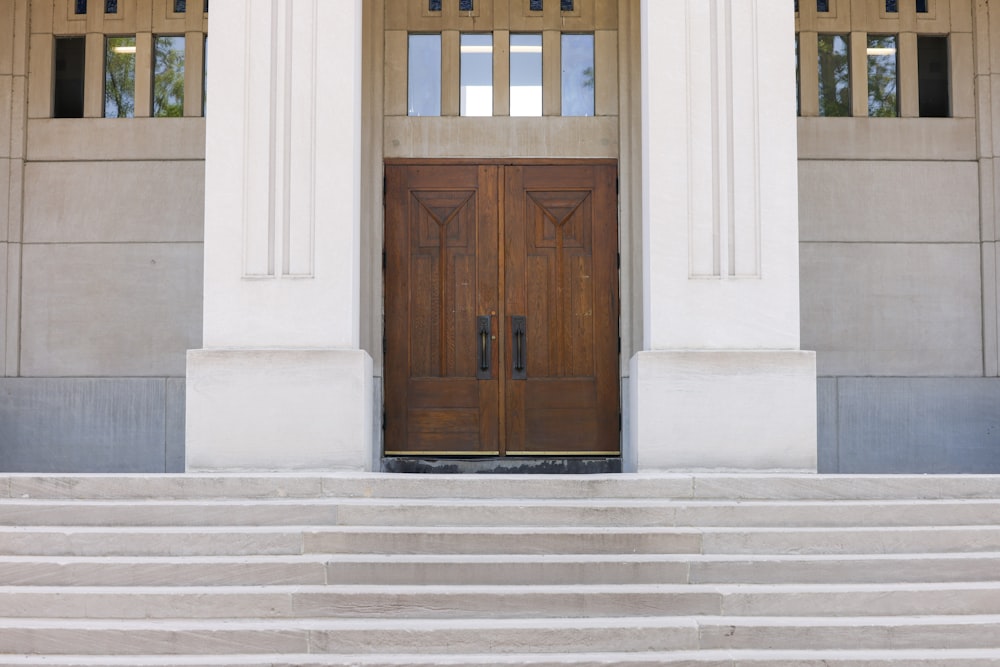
[
  {"xmin": 477, "ymin": 316, "xmax": 491, "ymax": 379},
  {"xmin": 512, "ymin": 316, "xmax": 527, "ymax": 380}
]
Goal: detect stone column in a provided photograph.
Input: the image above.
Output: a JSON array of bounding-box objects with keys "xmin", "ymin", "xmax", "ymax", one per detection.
[
  {"xmin": 186, "ymin": 0, "xmax": 373, "ymax": 470},
  {"xmin": 630, "ymin": 0, "xmax": 817, "ymax": 471}
]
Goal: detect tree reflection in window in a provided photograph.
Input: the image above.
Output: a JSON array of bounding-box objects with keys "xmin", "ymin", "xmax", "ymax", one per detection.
[
  {"xmin": 868, "ymin": 35, "xmax": 898, "ymax": 117},
  {"xmin": 818, "ymin": 34, "xmax": 850, "ymax": 116},
  {"xmin": 105, "ymin": 36, "xmax": 136, "ymax": 118},
  {"xmin": 154, "ymin": 36, "xmax": 185, "ymax": 117}
]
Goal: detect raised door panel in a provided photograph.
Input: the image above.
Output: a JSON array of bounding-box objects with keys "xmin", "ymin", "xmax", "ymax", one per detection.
[
  {"xmin": 503, "ymin": 164, "xmax": 619, "ymax": 454},
  {"xmin": 384, "ymin": 164, "xmax": 500, "ymax": 454}
]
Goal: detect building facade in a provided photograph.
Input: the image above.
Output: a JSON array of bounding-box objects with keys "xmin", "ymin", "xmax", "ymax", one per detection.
[{"xmin": 0, "ymin": 0, "xmax": 995, "ymax": 474}]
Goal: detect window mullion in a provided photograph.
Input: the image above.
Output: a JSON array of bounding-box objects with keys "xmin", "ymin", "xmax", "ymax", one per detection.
[
  {"xmin": 495, "ymin": 30, "xmax": 511, "ymax": 117},
  {"xmin": 898, "ymin": 31, "xmax": 919, "ymax": 117},
  {"xmin": 542, "ymin": 29, "xmax": 560, "ymax": 116},
  {"xmin": 800, "ymin": 31, "xmax": 820, "ymax": 117},
  {"xmin": 442, "ymin": 30, "xmax": 461, "ymax": 116},
  {"xmin": 134, "ymin": 32, "xmax": 152, "ymax": 117},
  {"xmin": 851, "ymin": 31, "xmax": 868, "ymax": 117}
]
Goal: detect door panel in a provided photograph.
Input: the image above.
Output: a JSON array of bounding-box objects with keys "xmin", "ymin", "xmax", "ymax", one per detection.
[
  {"xmin": 384, "ymin": 162, "xmax": 618, "ymax": 457},
  {"xmin": 504, "ymin": 164, "xmax": 620, "ymax": 454},
  {"xmin": 384, "ymin": 164, "xmax": 499, "ymax": 455}
]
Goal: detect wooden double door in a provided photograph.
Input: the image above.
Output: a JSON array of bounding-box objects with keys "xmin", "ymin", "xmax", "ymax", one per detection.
[{"xmin": 384, "ymin": 161, "xmax": 619, "ymax": 456}]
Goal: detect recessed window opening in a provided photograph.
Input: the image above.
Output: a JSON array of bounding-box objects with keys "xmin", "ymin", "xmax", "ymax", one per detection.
[
  {"xmin": 53, "ymin": 37, "xmax": 86, "ymax": 118},
  {"xmin": 817, "ymin": 0, "xmax": 829, "ymax": 12},
  {"xmin": 174, "ymin": 0, "xmax": 186, "ymax": 12},
  {"xmin": 510, "ymin": 34, "xmax": 542, "ymax": 117},
  {"xmin": 75, "ymin": 0, "xmax": 86, "ymax": 14},
  {"xmin": 153, "ymin": 35, "xmax": 185, "ymax": 117},
  {"xmin": 918, "ymin": 35, "xmax": 949, "ymax": 117},
  {"xmin": 561, "ymin": 33, "xmax": 594, "ymax": 116},
  {"xmin": 917, "ymin": 0, "xmax": 928, "ymax": 12},
  {"xmin": 105, "ymin": 35, "xmax": 136, "ymax": 118},
  {"xmin": 408, "ymin": 33, "xmax": 441, "ymax": 117},
  {"xmin": 867, "ymin": 34, "xmax": 898, "ymax": 117},
  {"xmin": 818, "ymin": 33, "xmax": 850, "ymax": 116},
  {"xmin": 460, "ymin": 33, "xmax": 493, "ymax": 117},
  {"xmin": 105, "ymin": 0, "xmax": 117, "ymax": 13}
]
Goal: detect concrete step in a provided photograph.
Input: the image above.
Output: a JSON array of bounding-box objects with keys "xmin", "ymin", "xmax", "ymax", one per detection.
[
  {"xmin": 5, "ymin": 524, "xmax": 1000, "ymax": 557},
  {"xmin": 2, "ymin": 651, "xmax": 1000, "ymax": 666},
  {"xmin": 3, "ymin": 615, "xmax": 1000, "ymax": 654},
  {"xmin": 5, "ymin": 583, "xmax": 1000, "ymax": 619},
  {"xmin": 4, "ymin": 497, "xmax": 1000, "ymax": 527},
  {"xmin": 8, "ymin": 473, "xmax": 1000, "ymax": 501},
  {"xmin": 3, "ymin": 552, "xmax": 1000, "ymax": 586}
]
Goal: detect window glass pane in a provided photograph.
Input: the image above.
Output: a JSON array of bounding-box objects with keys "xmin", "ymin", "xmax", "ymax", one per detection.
[
  {"xmin": 105, "ymin": 0, "xmax": 117, "ymax": 13},
  {"xmin": 408, "ymin": 34, "xmax": 441, "ymax": 117},
  {"xmin": 529, "ymin": 0, "xmax": 542, "ymax": 10},
  {"xmin": 918, "ymin": 35, "xmax": 949, "ymax": 117},
  {"xmin": 461, "ymin": 33, "xmax": 493, "ymax": 117},
  {"xmin": 459, "ymin": 0, "xmax": 473, "ymax": 10},
  {"xmin": 885, "ymin": 0, "xmax": 897, "ymax": 12},
  {"xmin": 917, "ymin": 0, "xmax": 928, "ymax": 12},
  {"xmin": 54, "ymin": 37, "xmax": 86, "ymax": 118},
  {"xmin": 817, "ymin": 0, "xmax": 829, "ymax": 12},
  {"xmin": 867, "ymin": 34, "xmax": 898, "ymax": 117},
  {"xmin": 154, "ymin": 36, "xmax": 185, "ymax": 117},
  {"xmin": 510, "ymin": 34, "xmax": 542, "ymax": 117},
  {"xmin": 174, "ymin": 0, "xmax": 186, "ymax": 12},
  {"xmin": 817, "ymin": 34, "xmax": 850, "ymax": 117},
  {"xmin": 428, "ymin": 0, "xmax": 441, "ymax": 10},
  {"xmin": 561, "ymin": 0, "xmax": 574, "ymax": 10},
  {"xmin": 105, "ymin": 36, "xmax": 136, "ymax": 118},
  {"xmin": 75, "ymin": 0, "xmax": 86, "ymax": 14},
  {"xmin": 561, "ymin": 33, "xmax": 594, "ymax": 117}
]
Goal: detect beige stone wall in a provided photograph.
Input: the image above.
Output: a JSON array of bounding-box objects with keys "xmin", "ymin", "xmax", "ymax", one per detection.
[
  {"xmin": 796, "ymin": 0, "xmax": 985, "ymax": 378},
  {"xmin": 1, "ymin": 0, "xmax": 207, "ymax": 471}
]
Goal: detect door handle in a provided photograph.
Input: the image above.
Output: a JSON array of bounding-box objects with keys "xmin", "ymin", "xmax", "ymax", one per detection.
[
  {"xmin": 477, "ymin": 316, "xmax": 492, "ymax": 380},
  {"xmin": 512, "ymin": 316, "xmax": 527, "ymax": 380}
]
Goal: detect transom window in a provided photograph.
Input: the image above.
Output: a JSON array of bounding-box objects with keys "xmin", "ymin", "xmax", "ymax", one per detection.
[
  {"xmin": 795, "ymin": 0, "xmax": 958, "ymax": 118},
  {"xmin": 53, "ymin": 0, "xmax": 208, "ymax": 119}
]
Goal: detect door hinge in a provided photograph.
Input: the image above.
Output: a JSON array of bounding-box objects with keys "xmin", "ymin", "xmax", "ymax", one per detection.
[
  {"xmin": 382, "ymin": 336, "xmax": 387, "ymax": 356},
  {"xmin": 382, "ymin": 249, "xmax": 387, "ymax": 270},
  {"xmin": 618, "ymin": 337, "xmax": 621, "ymax": 354},
  {"xmin": 619, "ymin": 413, "xmax": 623, "ymax": 432},
  {"xmin": 616, "ymin": 176, "xmax": 619, "ymax": 195},
  {"xmin": 617, "ymin": 252, "xmax": 621, "ymax": 270},
  {"xmin": 383, "ymin": 176, "xmax": 387, "ymax": 198},
  {"xmin": 382, "ymin": 411, "xmax": 386, "ymax": 430}
]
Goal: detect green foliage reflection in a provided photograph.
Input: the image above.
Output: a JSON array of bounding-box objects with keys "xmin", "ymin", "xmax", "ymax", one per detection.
[{"xmin": 154, "ymin": 36, "xmax": 186, "ymax": 117}]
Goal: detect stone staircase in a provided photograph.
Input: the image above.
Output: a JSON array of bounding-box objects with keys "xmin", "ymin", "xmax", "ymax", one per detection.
[{"xmin": 2, "ymin": 473, "xmax": 1000, "ymax": 665}]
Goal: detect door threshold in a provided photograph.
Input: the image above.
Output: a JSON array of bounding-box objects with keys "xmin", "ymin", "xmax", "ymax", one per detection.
[{"xmin": 381, "ymin": 457, "xmax": 622, "ymax": 474}]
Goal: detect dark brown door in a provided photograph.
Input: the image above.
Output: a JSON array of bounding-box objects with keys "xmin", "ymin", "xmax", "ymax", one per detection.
[{"xmin": 384, "ymin": 161, "xmax": 618, "ymax": 456}]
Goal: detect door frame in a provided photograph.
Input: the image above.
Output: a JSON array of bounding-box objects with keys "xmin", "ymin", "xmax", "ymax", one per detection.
[{"xmin": 382, "ymin": 158, "xmax": 622, "ymax": 461}]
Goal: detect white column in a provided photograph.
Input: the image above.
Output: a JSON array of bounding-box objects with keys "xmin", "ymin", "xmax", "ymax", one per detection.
[
  {"xmin": 630, "ymin": 0, "xmax": 816, "ymax": 471},
  {"xmin": 186, "ymin": 0, "xmax": 373, "ymax": 470}
]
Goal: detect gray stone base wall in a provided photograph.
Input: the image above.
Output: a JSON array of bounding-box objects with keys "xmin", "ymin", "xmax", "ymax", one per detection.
[
  {"xmin": 0, "ymin": 378, "xmax": 185, "ymax": 473},
  {"xmin": 818, "ymin": 377, "xmax": 1000, "ymax": 473}
]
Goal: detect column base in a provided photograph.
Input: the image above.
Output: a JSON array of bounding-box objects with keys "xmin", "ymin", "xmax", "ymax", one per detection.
[
  {"xmin": 186, "ymin": 349, "xmax": 374, "ymax": 471},
  {"xmin": 628, "ymin": 350, "xmax": 817, "ymax": 471}
]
